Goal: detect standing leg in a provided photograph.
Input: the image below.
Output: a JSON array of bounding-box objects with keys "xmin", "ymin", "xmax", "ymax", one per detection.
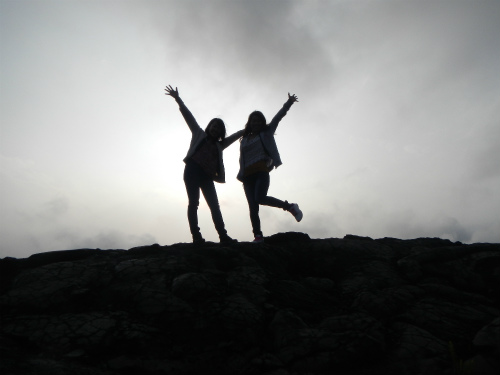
[
  {"xmin": 243, "ymin": 174, "xmax": 262, "ymax": 236},
  {"xmin": 183, "ymin": 163, "xmax": 204, "ymax": 242},
  {"xmin": 200, "ymin": 177, "xmax": 228, "ymax": 239}
]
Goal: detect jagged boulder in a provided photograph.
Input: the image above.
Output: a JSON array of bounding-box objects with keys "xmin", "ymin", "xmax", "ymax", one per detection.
[{"xmin": 1, "ymin": 232, "xmax": 499, "ymax": 375}]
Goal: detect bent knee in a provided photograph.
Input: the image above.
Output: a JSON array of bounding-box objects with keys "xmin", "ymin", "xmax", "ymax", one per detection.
[{"xmin": 255, "ymin": 195, "xmax": 266, "ymax": 205}]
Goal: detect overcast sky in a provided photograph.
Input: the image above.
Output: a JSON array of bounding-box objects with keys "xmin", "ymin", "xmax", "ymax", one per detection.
[{"xmin": 1, "ymin": 0, "xmax": 499, "ymax": 258}]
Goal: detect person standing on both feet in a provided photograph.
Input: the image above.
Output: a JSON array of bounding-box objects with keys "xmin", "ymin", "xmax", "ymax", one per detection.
[
  {"xmin": 165, "ymin": 85, "xmax": 242, "ymax": 244},
  {"xmin": 238, "ymin": 93, "xmax": 303, "ymax": 243}
]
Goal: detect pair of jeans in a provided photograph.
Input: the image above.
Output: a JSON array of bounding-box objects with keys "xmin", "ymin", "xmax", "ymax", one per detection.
[
  {"xmin": 242, "ymin": 171, "xmax": 289, "ymax": 236},
  {"xmin": 184, "ymin": 161, "xmax": 227, "ymax": 238}
]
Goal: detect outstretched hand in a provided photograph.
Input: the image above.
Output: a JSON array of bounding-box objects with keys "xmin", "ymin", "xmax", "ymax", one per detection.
[
  {"xmin": 288, "ymin": 93, "xmax": 299, "ymax": 103},
  {"xmin": 165, "ymin": 85, "xmax": 180, "ymax": 99}
]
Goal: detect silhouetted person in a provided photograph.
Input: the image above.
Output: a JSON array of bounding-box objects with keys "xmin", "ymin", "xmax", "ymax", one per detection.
[
  {"xmin": 238, "ymin": 93, "xmax": 303, "ymax": 243},
  {"xmin": 165, "ymin": 85, "xmax": 242, "ymax": 244}
]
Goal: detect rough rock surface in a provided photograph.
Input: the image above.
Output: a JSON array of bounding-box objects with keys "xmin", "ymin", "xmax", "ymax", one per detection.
[{"xmin": 1, "ymin": 232, "xmax": 499, "ymax": 375}]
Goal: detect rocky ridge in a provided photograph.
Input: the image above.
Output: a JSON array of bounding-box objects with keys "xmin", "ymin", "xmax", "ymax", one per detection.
[{"xmin": 1, "ymin": 232, "xmax": 499, "ymax": 375}]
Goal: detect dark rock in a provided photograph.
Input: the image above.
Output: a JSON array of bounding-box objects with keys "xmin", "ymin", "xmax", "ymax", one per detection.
[
  {"xmin": 1, "ymin": 232, "xmax": 499, "ymax": 375},
  {"xmin": 344, "ymin": 234, "xmax": 374, "ymax": 241}
]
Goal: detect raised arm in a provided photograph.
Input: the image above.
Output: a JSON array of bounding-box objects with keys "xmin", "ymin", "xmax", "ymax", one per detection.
[
  {"xmin": 268, "ymin": 93, "xmax": 298, "ymax": 133},
  {"xmin": 288, "ymin": 93, "xmax": 299, "ymax": 103},
  {"xmin": 165, "ymin": 85, "xmax": 201, "ymax": 133},
  {"xmin": 165, "ymin": 85, "xmax": 180, "ymax": 100}
]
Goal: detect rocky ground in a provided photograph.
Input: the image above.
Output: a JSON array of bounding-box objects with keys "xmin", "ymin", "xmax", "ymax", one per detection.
[{"xmin": 1, "ymin": 232, "xmax": 499, "ymax": 375}]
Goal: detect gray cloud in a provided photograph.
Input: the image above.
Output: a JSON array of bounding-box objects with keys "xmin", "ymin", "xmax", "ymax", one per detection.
[
  {"xmin": 432, "ymin": 217, "xmax": 473, "ymax": 243},
  {"xmin": 468, "ymin": 121, "xmax": 500, "ymax": 181},
  {"xmin": 146, "ymin": 0, "xmax": 335, "ymax": 94},
  {"xmin": 287, "ymin": 211, "xmax": 341, "ymax": 239},
  {"xmin": 37, "ymin": 197, "xmax": 69, "ymax": 221},
  {"xmin": 382, "ymin": 210, "xmax": 473, "ymax": 243},
  {"xmin": 66, "ymin": 230, "xmax": 157, "ymax": 250}
]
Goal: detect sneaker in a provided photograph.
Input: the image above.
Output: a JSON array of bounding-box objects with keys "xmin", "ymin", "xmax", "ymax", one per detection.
[
  {"xmin": 288, "ymin": 203, "xmax": 303, "ymax": 222},
  {"xmin": 252, "ymin": 235, "xmax": 264, "ymax": 243},
  {"xmin": 220, "ymin": 235, "xmax": 238, "ymax": 244}
]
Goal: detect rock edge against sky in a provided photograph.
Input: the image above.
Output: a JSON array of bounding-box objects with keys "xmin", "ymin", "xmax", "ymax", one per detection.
[{"xmin": 1, "ymin": 232, "xmax": 499, "ymax": 375}]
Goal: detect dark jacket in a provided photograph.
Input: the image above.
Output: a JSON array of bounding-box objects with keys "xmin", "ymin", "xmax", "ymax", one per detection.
[{"xmin": 175, "ymin": 97, "xmax": 243, "ymax": 183}]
